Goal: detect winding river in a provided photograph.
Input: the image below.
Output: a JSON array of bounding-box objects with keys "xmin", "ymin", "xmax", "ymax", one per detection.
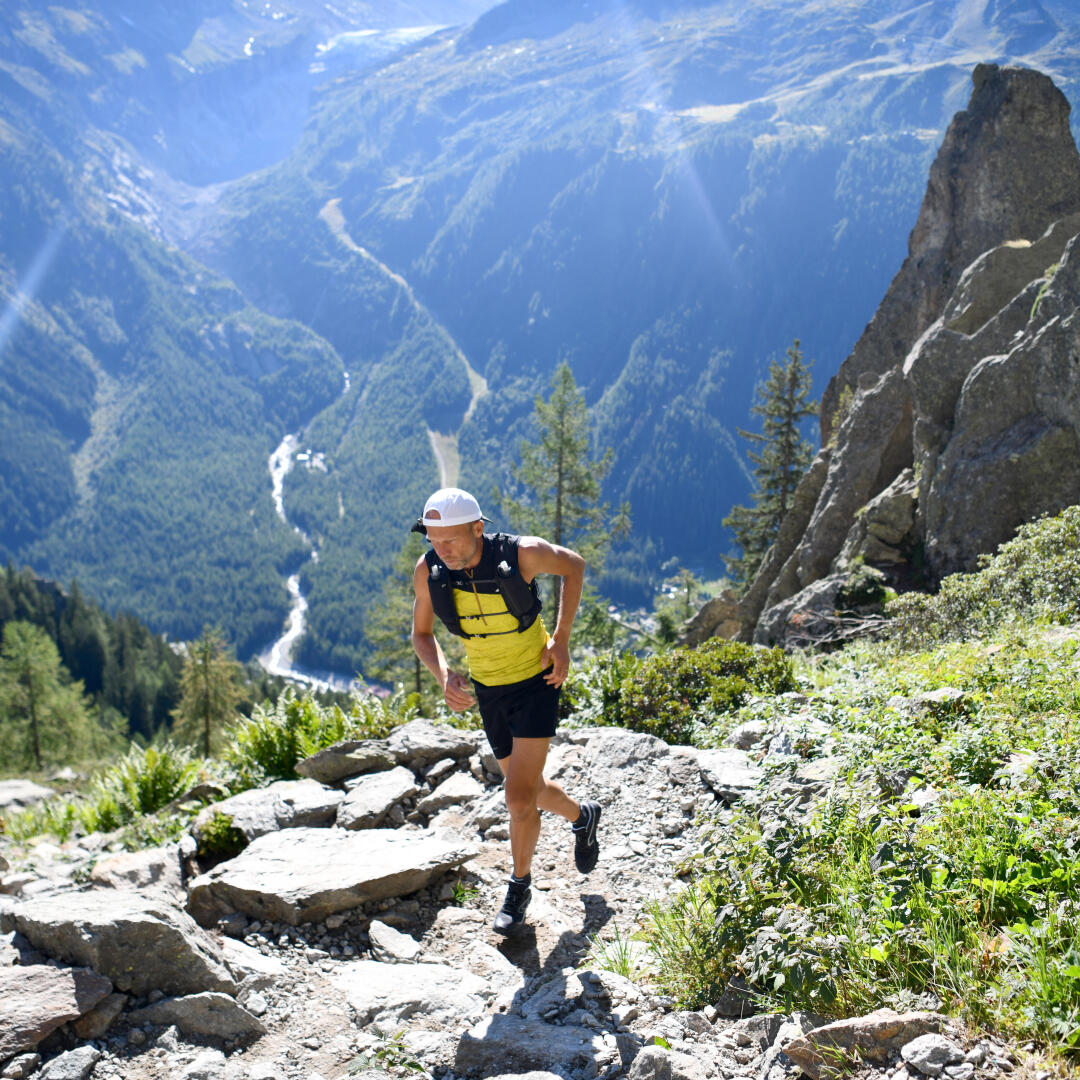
[{"xmin": 256, "ymin": 373, "xmax": 360, "ymax": 694}]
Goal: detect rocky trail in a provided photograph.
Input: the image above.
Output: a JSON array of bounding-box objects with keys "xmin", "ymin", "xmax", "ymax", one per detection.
[{"xmin": 0, "ymin": 720, "xmax": 1024, "ymax": 1080}]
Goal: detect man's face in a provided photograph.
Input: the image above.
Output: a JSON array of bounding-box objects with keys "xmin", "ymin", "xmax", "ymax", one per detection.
[{"xmin": 425, "ymin": 518, "xmax": 484, "ymax": 570}]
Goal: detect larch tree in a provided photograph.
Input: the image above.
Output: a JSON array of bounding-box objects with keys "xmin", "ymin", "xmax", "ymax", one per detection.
[
  {"xmin": 723, "ymin": 339, "xmax": 818, "ymax": 591},
  {"xmin": 498, "ymin": 361, "xmax": 630, "ymax": 628},
  {"xmin": 171, "ymin": 626, "xmax": 243, "ymax": 757},
  {"xmin": 0, "ymin": 620, "xmax": 93, "ymax": 770},
  {"xmin": 365, "ymin": 531, "xmax": 464, "ymax": 703}
]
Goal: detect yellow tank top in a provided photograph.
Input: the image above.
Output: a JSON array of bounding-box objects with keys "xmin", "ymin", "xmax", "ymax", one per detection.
[{"xmin": 452, "ymin": 582, "xmax": 549, "ymax": 686}]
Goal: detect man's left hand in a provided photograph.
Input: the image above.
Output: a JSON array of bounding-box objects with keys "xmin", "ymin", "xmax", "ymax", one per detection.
[{"xmin": 542, "ymin": 638, "xmax": 570, "ymax": 687}]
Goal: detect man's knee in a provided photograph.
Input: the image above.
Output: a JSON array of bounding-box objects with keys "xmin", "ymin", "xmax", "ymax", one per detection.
[{"xmin": 504, "ymin": 780, "xmax": 541, "ymax": 821}]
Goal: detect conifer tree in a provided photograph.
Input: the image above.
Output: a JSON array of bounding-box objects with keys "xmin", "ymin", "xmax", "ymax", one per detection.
[
  {"xmin": 365, "ymin": 532, "xmax": 448, "ymax": 700},
  {"xmin": 498, "ymin": 361, "xmax": 630, "ymax": 627},
  {"xmin": 172, "ymin": 626, "xmax": 243, "ymax": 757},
  {"xmin": 723, "ymin": 340, "xmax": 818, "ymax": 591},
  {"xmin": 0, "ymin": 620, "xmax": 93, "ymax": 770}
]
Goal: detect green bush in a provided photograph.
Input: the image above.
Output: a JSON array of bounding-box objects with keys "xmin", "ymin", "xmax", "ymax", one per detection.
[
  {"xmin": 223, "ymin": 687, "xmax": 418, "ymax": 790},
  {"xmin": 559, "ymin": 649, "xmax": 642, "ymax": 727},
  {"xmin": 82, "ymin": 741, "xmax": 201, "ymax": 832},
  {"xmin": 619, "ymin": 640, "xmax": 797, "ymax": 744},
  {"xmin": 646, "ymin": 631, "xmax": 1080, "ymax": 1053},
  {"xmin": 887, "ymin": 505, "xmax": 1080, "ymax": 648},
  {"xmin": 198, "ymin": 811, "xmax": 246, "ymax": 858}
]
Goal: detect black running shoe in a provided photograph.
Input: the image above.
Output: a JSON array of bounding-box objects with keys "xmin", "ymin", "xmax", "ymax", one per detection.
[
  {"xmin": 492, "ymin": 877, "xmax": 531, "ymax": 934},
  {"xmin": 572, "ymin": 800, "xmax": 601, "ymax": 873}
]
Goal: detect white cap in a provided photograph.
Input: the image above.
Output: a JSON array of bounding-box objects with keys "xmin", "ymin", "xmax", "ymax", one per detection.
[{"xmin": 421, "ymin": 487, "xmax": 489, "ymax": 528}]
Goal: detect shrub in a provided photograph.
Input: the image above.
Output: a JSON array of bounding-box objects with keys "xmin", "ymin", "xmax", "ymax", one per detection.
[
  {"xmin": 887, "ymin": 505, "xmax": 1080, "ymax": 648},
  {"xmin": 559, "ymin": 649, "xmax": 642, "ymax": 727},
  {"xmin": 619, "ymin": 640, "xmax": 796, "ymax": 744},
  {"xmin": 198, "ymin": 811, "xmax": 246, "ymax": 858},
  {"xmin": 82, "ymin": 741, "xmax": 201, "ymax": 832},
  {"xmin": 223, "ymin": 688, "xmax": 418, "ymax": 791}
]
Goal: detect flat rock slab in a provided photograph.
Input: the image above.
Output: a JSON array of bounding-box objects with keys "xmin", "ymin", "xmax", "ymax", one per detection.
[
  {"xmin": 386, "ymin": 720, "xmax": 478, "ymax": 765},
  {"xmin": 295, "ymin": 741, "xmax": 397, "ymax": 785},
  {"xmin": 0, "ymin": 780, "xmax": 55, "ymax": 810},
  {"xmin": 12, "ymin": 893, "xmax": 235, "ymax": 997},
  {"xmin": 129, "ymin": 991, "xmax": 266, "ymax": 1039},
  {"xmin": 337, "ymin": 767, "xmax": 419, "ymax": 829},
  {"xmin": 416, "ymin": 770, "xmax": 483, "ymax": 815},
  {"xmin": 0, "ymin": 964, "xmax": 112, "ymax": 1055},
  {"xmin": 330, "ymin": 959, "xmax": 494, "ymax": 1027},
  {"xmin": 454, "ymin": 1015, "xmax": 609, "ymax": 1079},
  {"xmin": 785, "ymin": 1010, "xmax": 943, "ymax": 1079},
  {"xmin": 187, "ymin": 827, "xmax": 477, "ymax": 926},
  {"xmin": 696, "ymin": 748, "xmax": 764, "ymax": 803},
  {"xmin": 194, "ymin": 779, "xmax": 344, "ymax": 841},
  {"xmin": 89, "ymin": 844, "xmax": 182, "ymax": 896}
]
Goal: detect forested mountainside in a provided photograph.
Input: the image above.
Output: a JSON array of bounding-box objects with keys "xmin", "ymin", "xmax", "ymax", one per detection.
[{"xmin": 2, "ymin": 1, "xmax": 1080, "ymax": 674}]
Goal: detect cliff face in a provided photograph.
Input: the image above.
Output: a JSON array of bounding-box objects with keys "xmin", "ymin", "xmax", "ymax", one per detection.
[{"xmin": 744, "ymin": 64, "xmax": 1080, "ymax": 646}]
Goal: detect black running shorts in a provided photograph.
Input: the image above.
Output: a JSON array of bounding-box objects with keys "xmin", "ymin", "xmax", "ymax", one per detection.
[{"xmin": 471, "ymin": 667, "xmax": 560, "ymax": 761}]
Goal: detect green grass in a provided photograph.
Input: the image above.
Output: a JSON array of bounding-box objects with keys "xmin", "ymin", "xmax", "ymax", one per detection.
[
  {"xmin": 645, "ymin": 626, "xmax": 1080, "ymax": 1059},
  {"xmin": 3, "ymin": 687, "xmax": 425, "ymax": 848}
]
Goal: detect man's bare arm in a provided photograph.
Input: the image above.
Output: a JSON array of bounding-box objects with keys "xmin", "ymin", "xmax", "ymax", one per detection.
[
  {"xmin": 411, "ymin": 557, "xmax": 476, "ymax": 710},
  {"xmin": 517, "ymin": 537, "xmax": 585, "ymax": 687}
]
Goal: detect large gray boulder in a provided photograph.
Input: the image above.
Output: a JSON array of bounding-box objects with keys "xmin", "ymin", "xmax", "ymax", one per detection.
[
  {"xmin": 12, "ymin": 893, "xmax": 235, "ymax": 996},
  {"xmin": 386, "ymin": 719, "xmax": 479, "ymax": 765},
  {"xmin": 295, "ymin": 740, "xmax": 397, "ymax": 785},
  {"xmin": 193, "ymin": 779, "xmax": 344, "ymax": 842},
  {"xmin": 0, "ymin": 965, "xmax": 112, "ymax": 1056},
  {"xmin": 336, "ymin": 766, "xmax": 419, "ymax": 829},
  {"xmin": 187, "ymin": 826, "xmax": 477, "ymax": 926}
]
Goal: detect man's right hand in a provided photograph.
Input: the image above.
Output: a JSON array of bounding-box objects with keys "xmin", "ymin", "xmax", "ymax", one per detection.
[{"xmin": 442, "ymin": 670, "xmax": 477, "ymax": 711}]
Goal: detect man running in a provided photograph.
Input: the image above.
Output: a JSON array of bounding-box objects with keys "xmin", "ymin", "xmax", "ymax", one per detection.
[{"xmin": 410, "ymin": 487, "xmax": 601, "ymax": 932}]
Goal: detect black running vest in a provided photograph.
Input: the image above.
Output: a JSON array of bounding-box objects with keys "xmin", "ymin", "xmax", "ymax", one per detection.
[{"xmin": 425, "ymin": 533, "xmax": 542, "ymax": 638}]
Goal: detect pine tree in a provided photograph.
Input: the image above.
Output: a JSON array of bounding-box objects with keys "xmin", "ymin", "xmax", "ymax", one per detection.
[
  {"xmin": 365, "ymin": 532, "xmax": 454, "ymax": 701},
  {"xmin": 0, "ymin": 620, "xmax": 94, "ymax": 770},
  {"xmin": 723, "ymin": 339, "xmax": 818, "ymax": 591},
  {"xmin": 171, "ymin": 626, "xmax": 243, "ymax": 757},
  {"xmin": 499, "ymin": 361, "xmax": 630, "ymax": 627}
]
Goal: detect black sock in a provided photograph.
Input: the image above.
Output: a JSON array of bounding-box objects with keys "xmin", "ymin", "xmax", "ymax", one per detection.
[
  {"xmin": 510, "ymin": 873, "xmax": 531, "ymax": 887},
  {"xmin": 573, "ymin": 804, "xmax": 589, "ymax": 828}
]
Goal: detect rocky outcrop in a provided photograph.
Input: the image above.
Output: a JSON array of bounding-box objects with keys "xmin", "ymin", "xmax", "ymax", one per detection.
[
  {"xmin": 744, "ymin": 65, "xmax": 1080, "ymax": 646},
  {"xmin": 0, "ymin": 966, "xmax": 112, "ymax": 1056},
  {"xmin": 0, "ymin": 717, "xmax": 1032, "ymax": 1080},
  {"xmin": 186, "ymin": 827, "xmax": 479, "ymax": 926},
  {"xmin": 11, "ymin": 894, "xmax": 236, "ymax": 997},
  {"xmin": 678, "ymin": 590, "xmax": 741, "ymax": 646}
]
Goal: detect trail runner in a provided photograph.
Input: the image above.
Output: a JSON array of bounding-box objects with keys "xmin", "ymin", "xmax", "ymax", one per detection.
[{"xmin": 410, "ymin": 487, "xmax": 601, "ymax": 932}]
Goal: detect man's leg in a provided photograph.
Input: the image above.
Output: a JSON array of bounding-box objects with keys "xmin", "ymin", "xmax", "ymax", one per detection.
[{"xmin": 498, "ymin": 737, "xmax": 579, "ymax": 879}]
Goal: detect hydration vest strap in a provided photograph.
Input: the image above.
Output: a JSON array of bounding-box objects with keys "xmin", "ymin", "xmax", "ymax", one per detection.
[{"xmin": 425, "ymin": 533, "xmax": 542, "ymax": 638}]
